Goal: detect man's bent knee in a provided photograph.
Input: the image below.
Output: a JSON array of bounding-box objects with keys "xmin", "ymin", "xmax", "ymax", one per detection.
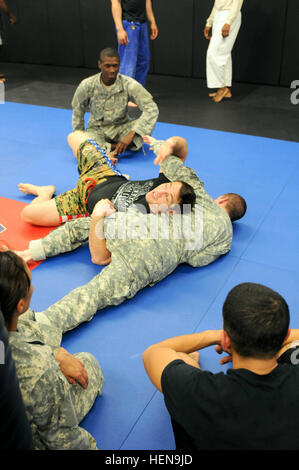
[
  {"xmin": 68, "ymin": 131, "xmax": 88, "ymax": 158},
  {"xmin": 20, "ymin": 205, "xmax": 35, "ymax": 223}
]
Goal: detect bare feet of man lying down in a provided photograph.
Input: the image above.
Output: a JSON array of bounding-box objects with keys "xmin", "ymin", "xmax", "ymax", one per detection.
[{"xmin": 18, "ymin": 183, "xmax": 56, "ymax": 203}]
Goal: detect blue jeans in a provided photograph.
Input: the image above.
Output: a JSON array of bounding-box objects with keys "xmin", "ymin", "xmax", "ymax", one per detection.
[{"xmin": 118, "ymin": 20, "xmax": 150, "ymax": 87}]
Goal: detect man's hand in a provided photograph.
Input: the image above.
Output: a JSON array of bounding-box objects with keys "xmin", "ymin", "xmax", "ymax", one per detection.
[
  {"xmin": 214, "ymin": 344, "xmax": 232, "ymax": 365},
  {"xmin": 56, "ymin": 347, "xmax": 89, "ymax": 388},
  {"xmin": 92, "ymin": 199, "xmax": 116, "ymax": 219},
  {"xmin": 117, "ymin": 29, "xmax": 129, "ymax": 46},
  {"xmin": 115, "ymin": 131, "xmax": 135, "ymax": 154},
  {"xmin": 9, "ymin": 12, "xmax": 17, "ymax": 24},
  {"xmin": 222, "ymin": 24, "xmax": 230, "ymax": 37},
  {"xmin": 150, "ymin": 22, "xmax": 158, "ymax": 40},
  {"xmin": 143, "ymin": 135, "xmax": 175, "ymax": 165},
  {"xmin": 143, "ymin": 135, "xmax": 188, "ymax": 165},
  {"xmin": 153, "ymin": 138, "xmax": 176, "ymax": 165},
  {"xmin": 0, "ymin": 243, "xmax": 34, "ymax": 264},
  {"xmin": 204, "ymin": 26, "xmax": 211, "ymax": 39},
  {"xmin": 14, "ymin": 249, "xmax": 34, "ymax": 264}
]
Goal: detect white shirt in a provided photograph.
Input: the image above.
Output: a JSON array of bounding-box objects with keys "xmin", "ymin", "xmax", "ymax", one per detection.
[{"xmin": 206, "ymin": 0, "xmax": 243, "ymax": 26}]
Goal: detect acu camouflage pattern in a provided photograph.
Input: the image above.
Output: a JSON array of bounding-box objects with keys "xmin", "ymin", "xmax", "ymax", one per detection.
[
  {"xmin": 72, "ymin": 73, "xmax": 159, "ymax": 153},
  {"xmin": 30, "ymin": 139, "xmax": 232, "ymax": 309},
  {"xmin": 8, "ymin": 290, "xmax": 105, "ymax": 450},
  {"xmin": 23, "ymin": 140, "xmax": 233, "ymax": 449}
]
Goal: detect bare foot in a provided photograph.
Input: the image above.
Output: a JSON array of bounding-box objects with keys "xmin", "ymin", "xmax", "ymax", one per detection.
[
  {"xmin": 143, "ymin": 135, "xmax": 156, "ymax": 146},
  {"xmin": 212, "ymin": 87, "xmax": 232, "ymax": 102},
  {"xmin": 18, "ymin": 183, "xmax": 56, "ymax": 199}
]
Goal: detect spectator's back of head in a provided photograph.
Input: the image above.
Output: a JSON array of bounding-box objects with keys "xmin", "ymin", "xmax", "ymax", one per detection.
[{"xmin": 223, "ymin": 282, "xmax": 290, "ymax": 359}]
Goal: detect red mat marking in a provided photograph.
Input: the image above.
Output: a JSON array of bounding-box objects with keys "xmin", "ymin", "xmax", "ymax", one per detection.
[{"xmin": 0, "ymin": 197, "xmax": 55, "ymax": 270}]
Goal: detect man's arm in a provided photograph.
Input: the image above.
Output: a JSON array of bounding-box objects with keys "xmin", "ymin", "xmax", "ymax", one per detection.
[
  {"xmin": 110, "ymin": 0, "xmax": 129, "ymax": 45},
  {"xmin": 146, "ymin": 0, "xmax": 158, "ymax": 40},
  {"xmin": 144, "ymin": 135, "xmax": 188, "ymax": 166},
  {"xmin": 71, "ymin": 81, "xmax": 90, "ymax": 132},
  {"xmin": 89, "ymin": 199, "xmax": 115, "ymax": 265},
  {"xmin": 143, "ymin": 330, "xmax": 222, "ymax": 392},
  {"xmin": 15, "ymin": 218, "xmax": 91, "ymax": 264}
]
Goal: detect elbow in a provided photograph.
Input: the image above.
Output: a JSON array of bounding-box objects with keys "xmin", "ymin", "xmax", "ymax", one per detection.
[
  {"xmin": 142, "ymin": 344, "xmax": 155, "ymax": 364},
  {"xmin": 91, "ymin": 255, "xmax": 111, "ymax": 266}
]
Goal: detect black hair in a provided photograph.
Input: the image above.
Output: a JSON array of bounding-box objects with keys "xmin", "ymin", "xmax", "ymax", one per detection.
[
  {"xmin": 0, "ymin": 251, "xmax": 31, "ymax": 329},
  {"xmin": 222, "ymin": 193, "xmax": 247, "ymax": 222},
  {"xmin": 223, "ymin": 282, "xmax": 290, "ymax": 359},
  {"xmin": 178, "ymin": 181, "xmax": 196, "ymax": 213},
  {"xmin": 98, "ymin": 47, "xmax": 120, "ymax": 62}
]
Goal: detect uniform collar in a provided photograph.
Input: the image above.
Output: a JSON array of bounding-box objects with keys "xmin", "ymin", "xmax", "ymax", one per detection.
[{"xmin": 98, "ymin": 73, "xmax": 124, "ymax": 95}]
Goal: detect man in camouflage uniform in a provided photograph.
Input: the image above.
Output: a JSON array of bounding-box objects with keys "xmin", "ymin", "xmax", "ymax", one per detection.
[
  {"xmin": 19, "ymin": 136, "xmax": 246, "ymax": 311},
  {"xmin": 6, "ymin": 255, "xmax": 104, "ymax": 450},
  {"xmin": 70, "ymin": 47, "xmax": 159, "ymax": 157}
]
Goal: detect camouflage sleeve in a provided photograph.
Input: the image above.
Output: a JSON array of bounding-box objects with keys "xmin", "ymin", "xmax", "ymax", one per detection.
[
  {"xmin": 127, "ymin": 79, "xmax": 159, "ymax": 136},
  {"xmin": 29, "ymin": 218, "xmax": 91, "ymax": 261},
  {"xmin": 30, "ymin": 367, "xmax": 98, "ymax": 450},
  {"xmin": 159, "ymin": 156, "xmax": 204, "ymax": 193},
  {"xmin": 71, "ymin": 79, "xmax": 90, "ymax": 131}
]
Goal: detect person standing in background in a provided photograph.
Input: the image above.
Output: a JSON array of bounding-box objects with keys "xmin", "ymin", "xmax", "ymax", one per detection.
[
  {"xmin": 110, "ymin": 0, "xmax": 158, "ymax": 101},
  {"xmin": 0, "ymin": 0, "xmax": 17, "ymax": 82},
  {"xmin": 204, "ymin": 0, "xmax": 243, "ymax": 103}
]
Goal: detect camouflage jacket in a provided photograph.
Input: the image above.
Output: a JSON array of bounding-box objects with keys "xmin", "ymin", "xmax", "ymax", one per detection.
[
  {"xmin": 72, "ymin": 73, "xmax": 159, "ymax": 138},
  {"xmin": 8, "ymin": 298, "xmax": 105, "ymax": 450},
  {"xmin": 29, "ymin": 142, "xmax": 232, "ymax": 307}
]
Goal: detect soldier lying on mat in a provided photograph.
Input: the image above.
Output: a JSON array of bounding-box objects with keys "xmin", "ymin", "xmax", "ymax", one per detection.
[
  {"xmin": 15, "ymin": 135, "xmax": 246, "ymax": 297},
  {"xmin": 0, "ymin": 250, "xmax": 104, "ymax": 450},
  {"xmin": 17, "ymin": 132, "xmax": 196, "ymax": 227}
]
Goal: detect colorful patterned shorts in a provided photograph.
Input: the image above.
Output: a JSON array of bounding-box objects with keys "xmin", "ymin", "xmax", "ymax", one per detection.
[{"xmin": 55, "ymin": 141, "xmax": 116, "ymax": 218}]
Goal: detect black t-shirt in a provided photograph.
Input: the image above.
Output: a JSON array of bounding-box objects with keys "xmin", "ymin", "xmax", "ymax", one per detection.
[
  {"xmin": 86, "ymin": 173, "xmax": 170, "ymax": 214},
  {"xmin": 161, "ymin": 348, "xmax": 299, "ymax": 450},
  {"xmin": 121, "ymin": 0, "xmax": 147, "ymax": 23}
]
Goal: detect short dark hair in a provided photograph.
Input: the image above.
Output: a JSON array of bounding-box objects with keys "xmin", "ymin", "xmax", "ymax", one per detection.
[
  {"xmin": 223, "ymin": 282, "xmax": 290, "ymax": 359},
  {"xmin": 178, "ymin": 181, "xmax": 196, "ymax": 213},
  {"xmin": 0, "ymin": 251, "xmax": 30, "ymax": 329},
  {"xmin": 99, "ymin": 47, "xmax": 120, "ymax": 62},
  {"xmin": 222, "ymin": 193, "xmax": 247, "ymax": 222}
]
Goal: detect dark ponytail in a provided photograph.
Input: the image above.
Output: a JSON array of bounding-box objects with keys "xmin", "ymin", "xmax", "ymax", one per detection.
[{"xmin": 0, "ymin": 251, "xmax": 31, "ymax": 329}]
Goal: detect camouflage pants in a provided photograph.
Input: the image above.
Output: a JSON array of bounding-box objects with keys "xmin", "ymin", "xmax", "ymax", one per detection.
[
  {"xmin": 86, "ymin": 120, "xmax": 144, "ymax": 153},
  {"xmin": 68, "ymin": 352, "xmax": 104, "ymax": 423},
  {"xmin": 55, "ymin": 140, "xmax": 116, "ymax": 217}
]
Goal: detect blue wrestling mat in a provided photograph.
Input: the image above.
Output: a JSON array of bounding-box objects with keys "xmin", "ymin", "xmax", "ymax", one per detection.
[{"xmin": 1, "ymin": 101, "xmax": 299, "ymax": 450}]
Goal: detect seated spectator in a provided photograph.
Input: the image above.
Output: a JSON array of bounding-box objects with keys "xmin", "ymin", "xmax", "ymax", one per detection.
[
  {"xmin": 0, "ymin": 250, "xmax": 104, "ymax": 450},
  {"xmin": 143, "ymin": 282, "xmax": 299, "ymax": 450}
]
